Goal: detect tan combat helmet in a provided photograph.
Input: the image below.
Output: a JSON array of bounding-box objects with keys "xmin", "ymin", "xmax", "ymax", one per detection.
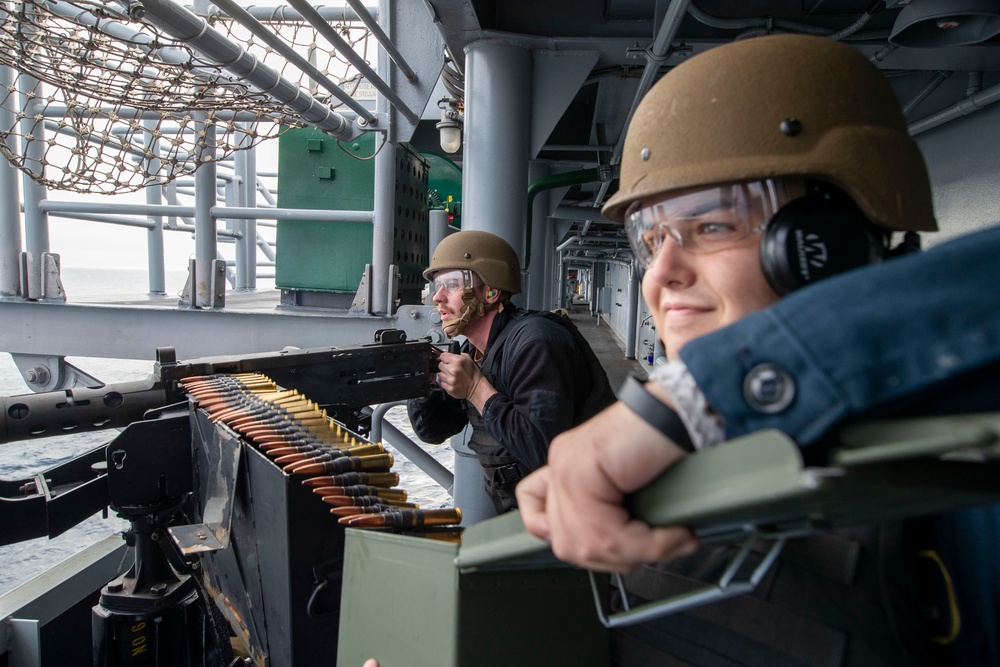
[
  {"xmin": 602, "ymin": 34, "xmax": 937, "ymax": 233},
  {"xmin": 424, "ymin": 230, "xmax": 522, "ymax": 294}
]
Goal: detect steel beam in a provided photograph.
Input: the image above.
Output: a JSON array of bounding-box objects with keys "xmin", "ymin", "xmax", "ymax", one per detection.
[{"xmin": 0, "ymin": 302, "xmax": 443, "ymax": 361}]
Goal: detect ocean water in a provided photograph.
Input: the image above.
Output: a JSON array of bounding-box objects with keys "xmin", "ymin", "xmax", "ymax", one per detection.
[{"xmin": 0, "ymin": 268, "xmax": 453, "ymax": 597}]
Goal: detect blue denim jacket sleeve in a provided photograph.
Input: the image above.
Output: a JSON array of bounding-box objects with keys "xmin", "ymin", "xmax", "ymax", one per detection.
[{"xmin": 680, "ymin": 225, "xmax": 1000, "ymax": 446}]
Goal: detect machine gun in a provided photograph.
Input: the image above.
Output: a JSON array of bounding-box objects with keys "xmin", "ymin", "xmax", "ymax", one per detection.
[
  {"xmin": 0, "ymin": 329, "xmax": 436, "ymax": 667},
  {"xmin": 0, "ymin": 328, "xmax": 432, "ymax": 450},
  {"xmin": 0, "ymin": 328, "xmax": 434, "ymax": 544}
]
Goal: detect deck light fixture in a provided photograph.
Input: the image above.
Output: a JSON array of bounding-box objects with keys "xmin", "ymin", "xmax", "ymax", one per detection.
[{"xmin": 437, "ymin": 97, "xmax": 463, "ymax": 154}]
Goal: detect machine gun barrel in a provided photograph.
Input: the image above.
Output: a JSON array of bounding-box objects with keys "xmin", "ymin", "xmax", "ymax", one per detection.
[{"xmin": 0, "ymin": 378, "xmax": 170, "ymax": 446}]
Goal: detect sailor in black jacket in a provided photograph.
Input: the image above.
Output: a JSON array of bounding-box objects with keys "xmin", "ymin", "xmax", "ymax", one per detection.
[{"xmin": 407, "ymin": 230, "xmax": 614, "ymax": 513}]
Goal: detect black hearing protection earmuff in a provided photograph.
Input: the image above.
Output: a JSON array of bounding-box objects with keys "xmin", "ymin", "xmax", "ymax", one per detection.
[{"xmin": 760, "ymin": 185, "xmax": 888, "ymax": 296}]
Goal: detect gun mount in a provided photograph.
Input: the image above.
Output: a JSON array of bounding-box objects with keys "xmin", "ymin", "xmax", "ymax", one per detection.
[{"xmin": 0, "ymin": 329, "xmax": 438, "ymax": 666}]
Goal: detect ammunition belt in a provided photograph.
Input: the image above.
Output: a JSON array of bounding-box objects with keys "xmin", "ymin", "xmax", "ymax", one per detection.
[{"xmin": 181, "ymin": 372, "xmax": 463, "ymax": 535}]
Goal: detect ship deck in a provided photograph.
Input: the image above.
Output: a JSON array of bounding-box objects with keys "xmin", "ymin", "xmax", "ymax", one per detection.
[{"xmin": 564, "ymin": 301, "xmax": 648, "ymax": 393}]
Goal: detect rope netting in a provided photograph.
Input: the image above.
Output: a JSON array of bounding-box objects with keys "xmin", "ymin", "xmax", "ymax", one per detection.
[{"xmin": 0, "ymin": 0, "xmax": 372, "ymax": 194}]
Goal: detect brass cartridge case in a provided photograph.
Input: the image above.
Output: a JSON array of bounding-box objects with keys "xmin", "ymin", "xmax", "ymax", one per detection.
[
  {"xmin": 311, "ymin": 485, "xmax": 407, "ymax": 502},
  {"xmin": 302, "ymin": 472, "xmax": 400, "ymax": 488},
  {"xmin": 289, "ymin": 453, "xmax": 394, "ymax": 476},
  {"xmin": 340, "ymin": 508, "xmax": 462, "ymax": 529}
]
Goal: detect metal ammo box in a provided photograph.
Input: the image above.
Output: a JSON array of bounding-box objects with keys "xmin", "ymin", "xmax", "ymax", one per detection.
[{"xmin": 336, "ymin": 511, "xmax": 611, "ymax": 666}]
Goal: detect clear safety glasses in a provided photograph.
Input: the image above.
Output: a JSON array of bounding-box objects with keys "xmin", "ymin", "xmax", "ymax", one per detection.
[
  {"xmin": 430, "ymin": 269, "xmax": 473, "ymax": 294},
  {"xmin": 624, "ymin": 180, "xmax": 784, "ymax": 269}
]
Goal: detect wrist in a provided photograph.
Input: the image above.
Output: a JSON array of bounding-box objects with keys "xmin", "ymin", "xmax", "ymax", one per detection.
[
  {"xmin": 618, "ymin": 375, "xmax": 695, "ymax": 452},
  {"xmin": 468, "ymin": 376, "xmax": 496, "ymax": 413}
]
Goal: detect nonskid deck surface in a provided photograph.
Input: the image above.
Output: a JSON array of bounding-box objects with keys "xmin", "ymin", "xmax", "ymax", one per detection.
[
  {"xmin": 67, "ymin": 287, "xmax": 283, "ymax": 311},
  {"xmin": 564, "ymin": 303, "xmax": 648, "ymax": 393}
]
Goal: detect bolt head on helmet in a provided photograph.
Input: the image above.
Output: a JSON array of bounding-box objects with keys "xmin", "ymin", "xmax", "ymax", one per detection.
[
  {"xmin": 602, "ymin": 34, "xmax": 937, "ymax": 233},
  {"xmin": 424, "ymin": 230, "xmax": 522, "ymax": 294}
]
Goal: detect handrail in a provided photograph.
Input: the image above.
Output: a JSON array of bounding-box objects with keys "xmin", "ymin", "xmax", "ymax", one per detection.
[
  {"xmin": 369, "ymin": 402, "xmax": 455, "ymax": 497},
  {"xmin": 37, "ymin": 200, "xmax": 374, "ymax": 223}
]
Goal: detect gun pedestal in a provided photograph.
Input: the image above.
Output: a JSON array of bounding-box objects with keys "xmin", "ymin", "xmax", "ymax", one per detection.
[
  {"xmin": 92, "ymin": 499, "xmax": 206, "ymax": 667},
  {"xmin": 89, "ymin": 412, "xmax": 234, "ymax": 667}
]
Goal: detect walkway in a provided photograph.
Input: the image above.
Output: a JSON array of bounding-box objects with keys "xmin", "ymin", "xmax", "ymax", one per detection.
[{"xmin": 564, "ymin": 302, "xmax": 648, "ymax": 395}]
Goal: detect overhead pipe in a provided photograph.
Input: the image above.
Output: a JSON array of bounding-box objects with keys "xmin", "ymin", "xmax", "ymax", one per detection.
[
  {"xmin": 595, "ymin": 0, "xmax": 691, "ymax": 205},
  {"xmin": 344, "ymin": 0, "xmax": 417, "ymax": 82},
  {"xmin": 966, "ymin": 72, "xmax": 984, "ymax": 97},
  {"xmin": 552, "ymin": 205, "xmax": 615, "ymax": 223},
  {"xmin": 525, "ymin": 167, "xmax": 602, "ymax": 270},
  {"xmin": 208, "ymin": 0, "xmax": 376, "ymax": 122},
  {"xmin": 560, "ymin": 243, "xmax": 629, "ymax": 253},
  {"xmin": 686, "ymin": 2, "xmax": 879, "ymax": 40},
  {"xmin": 49, "ymin": 0, "xmax": 191, "ymax": 65},
  {"xmin": 561, "ymin": 255, "xmax": 633, "ymax": 269},
  {"xmin": 908, "ymin": 80, "xmax": 1000, "ymax": 136},
  {"xmin": 555, "ymin": 235, "xmax": 581, "ymax": 252},
  {"xmin": 902, "ymin": 70, "xmax": 951, "ymax": 116},
  {"xmin": 37, "ymin": 200, "xmax": 373, "ymax": 222},
  {"xmin": 285, "ymin": 0, "xmax": 420, "ymax": 125},
  {"xmin": 127, "ymin": 0, "xmax": 356, "ymax": 139},
  {"xmin": 206, "ymin": 4, "xmax": 373, "ymax": 23}
]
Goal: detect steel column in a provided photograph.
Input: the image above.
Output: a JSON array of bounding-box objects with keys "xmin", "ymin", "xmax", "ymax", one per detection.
[
  {"xmin": 370, "ymin": 0, "xmax": 397, "ymax": 315},
  {"xmin": 526, "ymin": 161, "xmax": 550, "ymax": 310},
  {"xmin": 244, "ymin": 141, "xmax": 258, "ymax": 290},
  {"xmin": 451, "ymin": 431, "xmax": 497, "ymax": 526},
  {"xmin": 0, "ymin": 62, "xmax": 21, "ymax": 297},
  {"xmin": 626, "ymin": 263, "xmax": 639, "ymax": 359},
  {"xmin": 428, "ymin": 209, "xmax": 451, "ymax": 261},
  {"xmin": 143, "ymin": 119, "xmax": 166, "ymax": 295},
  {"xmin": 462, "ymin": 40, "xmax": 532, "ymax": 268},
  {"xmin": 371, "ymin": 139, "xmax": 395, "ymax": 315},
  {"xmin": 194, "ymin": 115, "xmax": 218, "ymax": 308},
  {"xmin": 543, "ymin": 216, "xmax": 556, "ymax": 309},
  {"xmin": 233, "ymin": 136, "xmax": 249, "ymax": 290},
  {"xmin": 19, "ymin": 82, "xmax": 48, "ymax": 258}
]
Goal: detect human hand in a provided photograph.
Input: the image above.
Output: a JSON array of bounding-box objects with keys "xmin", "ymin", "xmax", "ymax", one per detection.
[
  {"xmin": 435, "ymin": 351, "xmax": 495, "ymax": 410},
  {"xmin": 517, "ymin": 401, "xmax": 698, "ymax": 572},
  {"xmin": 362, "ymin": 660, "xmax": 379, "ymax": 667}
]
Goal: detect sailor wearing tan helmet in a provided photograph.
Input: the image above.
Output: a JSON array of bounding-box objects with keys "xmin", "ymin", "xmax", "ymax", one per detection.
[
  {"xmin": 407, "ymin": 230, "xmax": 615, "ymax": 514},
  {"xmin": 519, "ymin": 33, "xmax": 953, "ymax": 666}
]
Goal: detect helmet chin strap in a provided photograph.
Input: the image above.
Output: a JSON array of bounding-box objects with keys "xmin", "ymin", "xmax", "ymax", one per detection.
[{"xmin": 442, "ymin": 289, "xmax": 503, "ymax": 338}]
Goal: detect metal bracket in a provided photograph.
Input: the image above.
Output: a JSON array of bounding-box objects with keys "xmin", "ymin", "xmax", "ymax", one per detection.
[
  {"xmin": 210, "ymin": 259, "xmax": 227, "ymax": 308},
  {"xmin": 17, "ymin": 252, "xmax": 65, "ymax": 302},
  {"xmin": 588, "ymin": 534, "xmax": 786, "ymax": 628},
  {"xmin": 167, "ymin": 409, "xmax": 243, "ymax": 556},
  {"xmin": 625, "ymin": 44, "xmax": 693, "ymax": 64},
  {"xmin": 386, "ymin": 263, "xmax": 400, "ymax": 316},
  {"xmin": 180, "ymin": 258, "xmax": 227, "ymax": 308},
  {"xmin": 10, "ymin": 353, "xmax": 104, "ymax": 392},
  {"xmin": 351, "ymin": 263, "xmax": 374, "ymax": 314}
]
